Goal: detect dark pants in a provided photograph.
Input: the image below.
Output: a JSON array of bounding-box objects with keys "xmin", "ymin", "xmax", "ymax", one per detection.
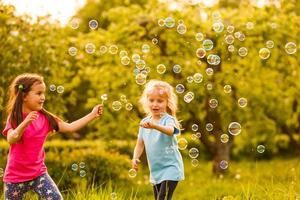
[
  {"xmin": 4, "ymin": 173, "xmax": 63, "ymax": 200},
  {"xmin": 153, "ymin": 180, "xmax": 178, "ymax": 200}
]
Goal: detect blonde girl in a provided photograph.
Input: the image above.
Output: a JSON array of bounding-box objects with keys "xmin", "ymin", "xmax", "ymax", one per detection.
[{"xmin": 132, "ymin": 80, "xmax": 184, "ymax": 200}]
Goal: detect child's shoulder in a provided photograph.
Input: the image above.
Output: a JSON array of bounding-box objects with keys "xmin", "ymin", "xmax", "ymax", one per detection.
[
  {"xmin": 141, "ymin": 116, "xmax": 151, "ymax": 123},
  {"xmin": 162, "ymin": 113, "xmax": 175, "ymax": 120}
]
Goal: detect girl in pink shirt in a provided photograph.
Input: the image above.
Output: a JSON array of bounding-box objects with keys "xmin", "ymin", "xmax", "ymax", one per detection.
[{"xmin": 2, "ymin": 73, "xmax": 104, "ymax": 200}]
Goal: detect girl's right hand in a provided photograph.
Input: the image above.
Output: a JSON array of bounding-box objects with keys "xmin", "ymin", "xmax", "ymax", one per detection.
[
  {"xmin": 23, "ymin": 111, "xmax": 38, "ymax": 126},
  {"xmin": 131, "ymin": 158, "xmax": 140, "ymax": 171}
]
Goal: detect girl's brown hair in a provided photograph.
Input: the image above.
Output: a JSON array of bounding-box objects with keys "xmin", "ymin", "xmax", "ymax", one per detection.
[{"xmin": 5, "ymin": 73, "xmax": 59, "ymax": 131}]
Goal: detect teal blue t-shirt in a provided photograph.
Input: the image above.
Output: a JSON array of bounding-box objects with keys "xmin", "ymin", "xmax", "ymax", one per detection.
[{"xmin": 138, "ymin": 113, "xmax": 184, "ymax": 184}]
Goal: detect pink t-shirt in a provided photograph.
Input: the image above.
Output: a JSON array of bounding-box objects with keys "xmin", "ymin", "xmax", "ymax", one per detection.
[{"xmin": 2, "ymin": 111, "xmax": 52, "ymax": 183}]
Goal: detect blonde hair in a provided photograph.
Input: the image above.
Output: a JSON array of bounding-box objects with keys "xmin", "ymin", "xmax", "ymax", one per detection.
[{"xmin": 139, "ymin": 80, "xmax": 181, "ymax": 128}]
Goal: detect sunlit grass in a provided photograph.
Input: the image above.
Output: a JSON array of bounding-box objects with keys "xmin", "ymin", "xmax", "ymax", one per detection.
[{"xmin": 1, "ymin": 159, "xmax": 300, "ymax": 199}]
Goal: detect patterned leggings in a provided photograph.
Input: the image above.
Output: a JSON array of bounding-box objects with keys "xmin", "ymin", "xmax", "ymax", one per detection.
[
  {"xmin": 4, "ymin": 173, "xmax": 63, "ymax": 200},
  {"xmin": 153, "ymin": 180, "xmax": 178, "ymax": 200}
]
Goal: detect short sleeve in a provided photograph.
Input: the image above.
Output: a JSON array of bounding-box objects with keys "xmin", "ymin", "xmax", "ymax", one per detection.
[
  {"xmin": 137, "ymin": 126, "xmax": 143, "ymax": 140},
  {"xmin": 165, "ymin": 116, "xmax": 180, "ymax": 135},
  {"xmin": 2, "ymin": 117, "xmax": 12, "ymax": 137}
]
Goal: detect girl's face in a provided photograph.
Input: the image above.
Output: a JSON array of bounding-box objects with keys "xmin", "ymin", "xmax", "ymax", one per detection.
[
  {"xmin": 23, "ymin": 82, "xmax": 46, "ymax": 113},
  {"xmin": 147, "ymin": 88, "xmax": 167, "ymax": 118}
]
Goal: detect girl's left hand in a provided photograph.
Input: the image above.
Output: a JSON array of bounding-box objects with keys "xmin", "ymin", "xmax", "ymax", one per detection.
[
  {"xmin": 140, "ymin": 121, "xmax": 155, "ymax": 129},
  {"xmin": 91, "ymin": 104, "xmax": 103, "ymax": 118}
]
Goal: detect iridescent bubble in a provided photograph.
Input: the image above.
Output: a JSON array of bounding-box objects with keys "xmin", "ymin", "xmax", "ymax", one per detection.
[
  {"xmin": 224, "ymin": 85, "xmax": 232, "ymax": 93},
  {"xmin": 234, "ymin": 31, "xmax": 241, "ymax": 38},
  {"xmin": 227, "ymin": 25, "xmax": 235, "ymax": 33},
  {"xmin": 285, "ymin": 42, "xmax": 297, "ymax": 54},
  {"xmin": 112, "ymin": 101, "xmax": 122, "ymax": 111},
  {"xmin": 202, "ymin": 39, "xmax": 214, "ymax": 51},
  {"xmin": 158, "ymin": 19, "xmax": 165, "ymax": 27},
  {"xmin": 176, "ymin": 84, "xmax": 185, "ymax": 94},
  {"xmin": 89, "ymin": 19, "xmax": 98, "ymax": 30},
  {"xmin": 120, "ymin": 95, "xmax": 127, "ymax": 102},
  {"xmin": 206, "ymin": 83, "xmax": 213, "ymax": 90},
  {"xmin": 196, "ymin": 132, "xmax": 201, "ymax": 138},
  {"xmin": 68, "ymin": 47, "xmax": 77, "ymax": 56},
  {"xmin": 128, "ymin": 169, "xmax": 137, "ymax": 178},
  {"xmin": 142, "ymin": 44, "xmax": 150, "ymax": 53},
  {"xmin": 228, "ymin": 45, "xmax": 235, "ymax": 52},
  {"xmin": 57, "ymin": 86, "xmax": 64, "ymax": 94},
  {"xmin": 206, "ymin": 68, "xmax": 213, "ymax": 76},
  {"xmin": 225, "ymin": 35, "xmax": 234, "ymax": 44},
  {"xmin": 109, "ymin": 45, "xmax": 118, "ymax": 54},
  {"xmin": 121, "ymin": 56, "xmax": 130, "ymax": 65},
  {"xmin": 70, "ymin": 18, "xmax": 80, "ymax": 29},
  {"xmin": 49, "ymin": 84, "xmax": 56, "ymax": 92},
  {"xmin": 212, "ymin": 22, "xmax": 224, "ymax": 33},
  {"xmin": 238, "ymin": 97, "xmax": 247, "ymax": 108},
  {"xmin": 71, "ymin": 163, "xmax": 78, "ymax": 171},
  {"xmin": 100, "ymin": 46, "xmax": 108, "ymax": 54},
  {"xmin": 271, "ymin": 22, "xmax": 278, "ymax": 29},
  {"xmin": 220, "ymin": 134, "xmax": 229, "ymax": 143},
  {"xmin": 119, "ymin": 50, "xmax": 128, "ymax": 57},
  {"xmin": 193, "ymin": 73, "xmax": 203, "ymax": 83},
  {"xmin": 145, "ymin": 67, "xmax": 151, "ymax": 73},
  {"xmin": 189, "ymin": 148, "xmax": 199, "ymax": 159},
  {"xmin": 85, "ymin": 43, "xmax": 96, "ymax": 54},
  {"xmin": 111, "ymin": 192, "xmax": 117, "ymax": 200},
  {"xmin": 125, "ymin": 103, "xmax": 133, "ymax": 111},
  {"xmin": 257, "ymin": 145, "xmax": 265, "ymax": 153},
  {"xmin": 246, "ymin": 22, "xmax": 254, "ymax": 29},
  {"xmin": 191, "ymin": 159, "xmax": 199, "ymax": 167},
  {"xmin": 209, "ymin": 99, "xmax": 218, "ymax": 109},
  {"xmin": 238, "ymin": 47, "xmax": 248, "ymax": 57},
  {"xmin": 132, "ymin": 54, "xmax": 141, "ymax": 63},
  {"xmin": 79, "ymin": 162, "xmax": 85, "ymax": 169},
  {"xmin": 196, "ymin": 48, "xmax": 206, "ymax": 58},
  {"xmin": 206, "ymin": 123, "xmax": 213, "ymax": 131},
  {"xmin": 266, "ymin": 40, "xmax": 274, "ymax": 49},
  {"xmin": 79, "ymin": 170, "xmax": 86, "ymax": 177},
  {"xmin": 195, "ymin": 33, "xmax": 204, "ymax": 41},
  {"xmin": 238, "ymin": 33, "xmax": 246, "ymax": 41},
  {"xmin": 173, "ymin": 64, "xmax": 181, "ymax": 73},
  {"xmin": 157, "ymin": 64, "xmax": 166, "ymax": 74},
  {"xmin": 152, "ymin": 38, "xmax": 158, "ymax": 45},
  {"xmin": 136, "ymin": 59, "xmax": 146, "ymax": 70},
  {"xmin": 135, "ymin": 73, "xmax": 147, "ymax": 85},
  {"xmin": 177, "ymin": 138, "xmax": 188, "ymax": 150},
  {"xmin": 184, "ymin": 92, "xmax": 194, "ymax": 103},
  {"xmin": 197, "ymin": 60, "xmax": 202, "ymax": 65},
  {"xmin": 187, "ymin": 76, "xmax": 193, "ymax": 83},
  {"xmin": 219, "ymin": 160, "xmax": 228, "ymax": 169},
  {"xmin": 191, "ymin": 124, "xmax": 198, "ymax": 132},
  {"xmin": 228, "ymin": 122, "xmax": 241, "ymax": 136},
  {"xmin": 177, "ymin": 24, "xmax": 187, "ymax": 34},
  {"xmin": 207, "ymin": 54, "xmax": 221, "ymax": 65},
  {"xmin": 259, "ymin": 48, "xmax": 270, "ymax": 59},
  {"xmin": 212, "ymin": 11, "xmax": 221, "ymax": 20},
  {"xmin": 165, "ymin": 17, "xmax": 175, "ymax": 28}
]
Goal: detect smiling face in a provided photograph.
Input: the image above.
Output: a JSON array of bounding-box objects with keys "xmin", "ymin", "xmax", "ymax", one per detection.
[
  {"xmin": 23, "ymin": 82, "xmax": 46, "ymax": 113},
  {"xmin": 147, "ymin": 88, "xmax": 168, "ymax": 119}
]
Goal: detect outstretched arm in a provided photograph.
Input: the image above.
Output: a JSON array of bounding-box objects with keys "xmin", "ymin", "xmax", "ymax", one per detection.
[
  {"xmin": 140, "ymin": 121, "xmax": 175, "ymax": 136},
  {"xmin": 58, "ymin": 104, "xmax": 103, "ymax": 133},
  {"xmin": 132, "ymin": 139, "xmax": 144, "ymax": 170}
]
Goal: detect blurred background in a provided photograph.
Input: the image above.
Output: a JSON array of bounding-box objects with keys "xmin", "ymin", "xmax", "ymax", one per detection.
[{"xmin": 0, "ymin": 0, "xmax": 299, "ymax": 199}]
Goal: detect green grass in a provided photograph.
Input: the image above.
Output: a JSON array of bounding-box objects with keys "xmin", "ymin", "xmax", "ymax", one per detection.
[{"xmin": 1, "ymin": 159, "xmax": 300, "ymax": 200}]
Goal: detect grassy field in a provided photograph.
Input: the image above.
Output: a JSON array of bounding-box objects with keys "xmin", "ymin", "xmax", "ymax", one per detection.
[{"xmin": 2, "ymin": 158, "xmax": 300, "ymax": 200}]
